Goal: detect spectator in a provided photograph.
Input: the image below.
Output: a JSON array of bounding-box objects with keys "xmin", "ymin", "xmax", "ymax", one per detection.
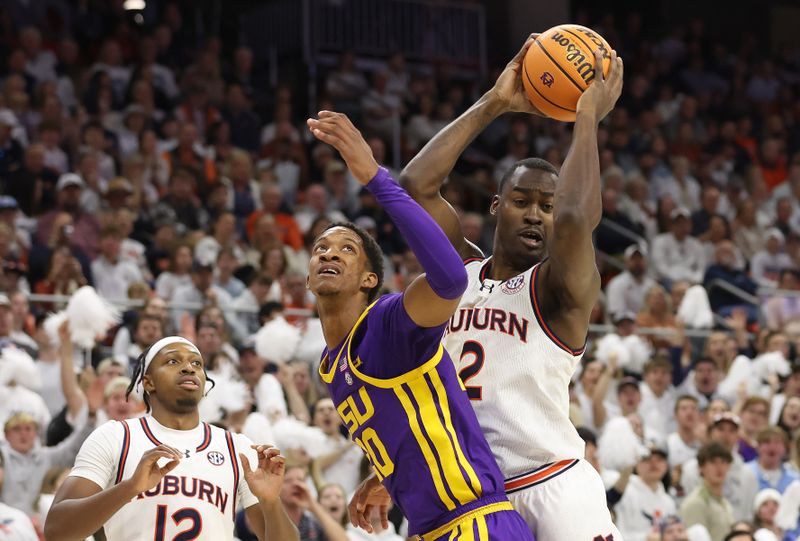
[
  {"xmin": 693, "ymin": 185, "xmax": 723, "ymax": 238},
  {"xmin": 35, "ymin": 174, "xmax": 101, "ymax": 260},
  {"xmin": 636, "ymin": 285, "xmax": 679, "ymax": 349},
  {"xmin": 90, "ymin": 224, "xmax": 144, "ymax": 301},
  {"xmin": 148, "ymin": 167, "xmax": 209, "ymax": 235},
  {"xmin": 750, "ymin": 229, "xmax": 794, "ymax": 288},
  {"xmin": 361, "ymin": 70, "xmax": 402, "ymax": 140},
  {"xmin": 214, "ymin": 246, "xmax": 246, "ymax": 299},
  {"xmin": 194, "ymin": 211, "xmax": 245, "ymax": 266},
  {"xmin": 221, "ymin": 149, "xmax": 260, "ymax": 221},
  {"xmin": 748, "ymin": 427, "xmax": 799, "ymax": 493},
  {"xmin": 279, "ymin": 465, "xmax": 349, "ymax": 541},
  {"xmin": 246, "ymin": 181, "xmax": 303, "ymax": 251},
  {"xmin": 680, "ymin": 441, "xmax": 735, "ymax": 541},
  {"xmin": 703, "ymin": 240, "xmax": 758, "ymax": 319},
  {"xmin": 162, "ymin": 123, "xmax": 217, "ymax": 191},
  {"xmin": 653, "ymin": 156, "xmax": 701, "ymax": 211},
  {"xmin": 170, "ymin": 258, "xmax": 233, "ymax": 331},
  {"xmin": 325, "ymin": 51, "xmax": 368, "ymax": 111},
  {"xmin": 154, "ymin": 243, "xmax": 193, "ymax": 301},
  {"xmin": 763, "ymin": 269, "xmax": 800, "ymax": 333},
  {"xmin": 640, "ymin": 356, "xmax": 678, "ymax": 440},
  {"xmin": 596, "ymin": 188, "xmax": 643, "ymax": 256},
  {"xmin": 308, "ymin": 398, "xmax": 364, "ymax": 496},
  {"xmin": 667, "ymin": 395, "xmax": 703, "ymax": 468},
  {"xmin": 738, "ymin": 397, "xmax": 771, "ymax": 463},
  {"xmin": 316, "ymin": 484, "xmax": 349, "ymax": 529},
  {"xmin": 606, "ymin": 244, "xmax": 657, "ymax": 320},
  {"xmin": 6, "ymin": 143, "xmax": 58, "ymax": 216},
  {"xmin": 733, "ymin": 200, "xmax": 768, "ymax": 261},
  {"xmin": 651, "ymin": 207, "xmax": 706, "ymax": 285},
  {"xmin": 751, "ymin": 488, "xmax": 782, "ymax": 540}
]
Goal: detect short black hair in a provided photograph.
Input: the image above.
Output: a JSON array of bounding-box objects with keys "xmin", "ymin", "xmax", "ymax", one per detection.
[
  {"xmin": 320, "ymin": 222, "xmax": 384, "ymax": 303},
  {"xmin": 497, "ymin": 158, "xmax": 559, "ymax": 194},
  {"xmin": 697, "ymin": 441, "xmax": 733, "ymax": 466}
]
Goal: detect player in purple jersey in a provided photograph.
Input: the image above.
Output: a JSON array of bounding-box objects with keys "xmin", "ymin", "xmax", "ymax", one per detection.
[{"xmin": 305, "ymin": 111, "xmax": 534, "ymax": 541}]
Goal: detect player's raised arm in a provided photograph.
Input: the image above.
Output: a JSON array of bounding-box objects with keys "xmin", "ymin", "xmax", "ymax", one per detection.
[
  {"xmin": 399, "ymin": 35, "xmax": 542, "ymax": 259},
  {"xmin": 308, "ymin": 112, "xmax": 467, "ymax": 327},
  {"xmin": 539, "ymin": 49, "xmax": 623, "ymax": 345}
]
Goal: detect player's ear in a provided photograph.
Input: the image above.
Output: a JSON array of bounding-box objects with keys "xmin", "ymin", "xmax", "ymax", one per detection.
[
  {"xmin": 142, "ymin": 374, "xmax": 155, "ymax": 394},
  {"xmin": 489, "ymin": 195, "xmax": 500, "ymax": 216},
  {"xmin": 361, "ymin": 271, "xmax": 378, "ymax": 290}
]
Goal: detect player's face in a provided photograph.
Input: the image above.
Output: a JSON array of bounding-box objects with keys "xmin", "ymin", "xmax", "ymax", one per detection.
[
  {"xmin": 491, "ymin": 167, "xmax": 556, "ymax": 272},
  {"xmin": 143, "ymin": 343, "xmax": 206, "ymax": 414},
  {"xmin": 5, "ymin": 421, "xmax": 37, "ymax": 453},
  {"xmin": 308, "ymin": 227, "xmax": 377, "ymax": 301}
]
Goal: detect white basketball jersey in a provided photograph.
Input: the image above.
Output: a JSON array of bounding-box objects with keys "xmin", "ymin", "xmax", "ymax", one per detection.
[
  {"xmin": 442, "ymin": 258, "xmax": 585, "ymax": 479},
  {"xmin": 75, "ymin": 416, "xmax": 257, "ymax": 541}
]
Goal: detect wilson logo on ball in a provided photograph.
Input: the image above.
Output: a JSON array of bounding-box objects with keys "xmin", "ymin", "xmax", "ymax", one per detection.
[
  {"xmin": 540, "ymin": 72, "xmax": 555, "ymax": 87},
  {"xmin": 207, "ymin": 451, "xmax": 225, "ymax": 466}
]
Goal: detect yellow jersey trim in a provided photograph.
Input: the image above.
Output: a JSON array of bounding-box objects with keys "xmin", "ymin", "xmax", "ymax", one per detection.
[
  {"xmin": 420, "ymin": 501, "xmax": 513, "ymax": 541},
  {"xmin": 318, "ymin": 300, "xmax": 377, "ymax": 384}
]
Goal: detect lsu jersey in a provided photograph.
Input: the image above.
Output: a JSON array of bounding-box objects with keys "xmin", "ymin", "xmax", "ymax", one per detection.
[
  {"xmin": 69, "ymin": 416, "xmax": 259, "ymax": 541},
  {"xmin": 442, "ymin": 257, "xmax": 586, "ymax": 482},
  {"xmin": 319, "ymin": 294, "xmax": 514, "ymax": 538}
]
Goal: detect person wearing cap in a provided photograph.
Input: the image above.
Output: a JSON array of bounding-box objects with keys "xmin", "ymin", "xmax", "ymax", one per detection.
[
  {"xmin": 750, "ymin": 228, "xmax": 794, "ymax": 288},
  {"xmin": 748, "ymin": 427, "xmax": 799, "ymax": 494},
  {"xmin": 614, "ymin": 442, "xmax": 676, "ymax": 541},
  {"xmin": 606, "ymin": 244, "xmax": 657, "ymax": 320},
  {"xmin": 34, "ymin": 172, "xmax": 101, "ymax": 259},
  {"xmin": 651, "ymin": 206, "xmax": 707, "ymax": 286},
  {"xmin": 170, "ymin": 255, "xmax": 234, "ymax": 332},
  {"xmin": 680, "ymin": 413, "xmax": 759, "ymax": 522},
  {"xmin": 44, "ymin": 336, "xmax": 298, "ymax": 541},
  {"xmin": 752, "ymin": 488, "xmax": 782, "ymax": 539},
  {"xmin": 680, "ymin": 441, "xmax": 735, "ymax": 541}
]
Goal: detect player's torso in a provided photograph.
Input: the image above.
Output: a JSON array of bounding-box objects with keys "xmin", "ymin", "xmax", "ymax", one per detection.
[
  {"xmin": 105, "ymin": 418, "xmax": 240, "ymax": 541},
  {"xmin": 441, "ymin": 258, "xmax": 585, "ymax": 478},
  {"xmin": 320, "ymin": 305, "xmax": 506, "ymax": 536}
]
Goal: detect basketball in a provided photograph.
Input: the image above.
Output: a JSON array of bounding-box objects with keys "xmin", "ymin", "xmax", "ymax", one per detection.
[{"xmin": 522, "ymin": 24, "xmax": 613, "ymax": 122}]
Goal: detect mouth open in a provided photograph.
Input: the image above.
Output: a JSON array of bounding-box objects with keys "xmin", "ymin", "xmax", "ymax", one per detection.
[
  {"xmin": 519, "ymin": 230, "xmax": 543, "ymax": 249},
  {"xmin": 318, "ymin": 264, "xmax": 341, "ymax": 276},
  {"xmin": 178, "ymin": 379, "xmax": 200, "ymax": 391}
]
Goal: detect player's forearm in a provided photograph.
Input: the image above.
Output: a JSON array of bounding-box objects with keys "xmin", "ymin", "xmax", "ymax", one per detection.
[
  {"xmin": 259, "ymin": 499, "xmax": 300, "ymax": 541},
  {"xmin": 282, "ymin": 379, "xmax": 311, "ymax": 425},
  {"xmin": 367, "ymin": 168, "xmax": 467, "ymax": 299},
  {"xmin": 400, "ymin": 92, "xmax": 505, "ymax": 198},
  {"xmin": 554, "ymin": 113, "xmax": 602, "ymax": 230},
  {"xmin": 59, "ymin": 340, "xmax": 86, "ymax": 418},
  {"xmin": 45, "ymin": 481, "xmax": 138, "ymax": 540}
]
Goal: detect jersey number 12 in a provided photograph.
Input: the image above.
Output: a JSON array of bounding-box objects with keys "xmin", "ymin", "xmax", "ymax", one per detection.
[
  {"xmin": 458, "ymin": 341, "xmax": 485, "ymax": 401},
  {"xmin": 154, "ymin": 505, "xmax": 201, "ymax": 541}
]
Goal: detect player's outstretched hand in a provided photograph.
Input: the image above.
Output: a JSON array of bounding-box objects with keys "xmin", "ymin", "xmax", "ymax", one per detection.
[
  {"xmin": 241, "ymin": 444, "xmax": 286, "ymax": 504},
  {"xmin": 489, "ymin": 33, "xmax": 543, "ymax": 115},
  {"xmin": 348, "ymin": 473, "xmax": 391, "ymax": 533},
  {"xmin": 307, "ymin": 111, "xmax": 379, "ymax": 185},
  {"xmin": 126, "ymin": 444, "xmax": 182, "ymax": 495},
  {"xmin": 575, "ymin": 49, "xmax": 624, "ymax": 124}
]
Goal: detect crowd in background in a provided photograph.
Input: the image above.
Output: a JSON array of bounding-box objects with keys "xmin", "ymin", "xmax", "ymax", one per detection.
[{"xmin": 3, "ymin": 1, "xmax": 800, "ymax": 541}]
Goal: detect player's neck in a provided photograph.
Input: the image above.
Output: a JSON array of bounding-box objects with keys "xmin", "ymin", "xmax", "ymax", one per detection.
[
  {"xmin": 149, "ymin": 403, "xmax": 201, "ymax": 430},
  {"xmin": 488, "ymin": 251, "xmax": 529, "ymax": 282},
  {"xmin": 317, "ymin": 297, "xmax": 367, "ymax": 349}
]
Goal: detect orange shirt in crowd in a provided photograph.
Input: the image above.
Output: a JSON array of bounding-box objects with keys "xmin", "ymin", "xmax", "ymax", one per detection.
[{"xmin": 245, "ymin": 210, "xmax": 303, "ymax": 251}]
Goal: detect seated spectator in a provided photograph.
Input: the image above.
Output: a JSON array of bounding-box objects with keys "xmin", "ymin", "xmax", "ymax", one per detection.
[
  {"xmin": 32, "ymin": 245, "xmax": 88, "ymax": 304},
  {"xmin": 751, "ymin": 488, "xmax": 782, "ymax": 540},
  {"xmin": 636, "ymin": 285, "xmax": 678, "ymax": 349},
  {"xmin": 360, "ymin": 70, "xmax": 402, "ymax": 140},
  {"xmin": 214, "ymin": 247, "xmax": 246, "ymax": 299},
  {"xmin": 653, "ymin": 156, "xmax": 701, "ymax": 211},
  {"xmin": 652, "ymin": 207, "xmax": 706, "ymax": 286},
  {"xmin": 692, "ymin": 185, "xmax": 722, "ymax": 238},
  {"xmin": 680, "ymin": 442, "xmax": 735, "ymax": 540},
  {"xmin": 171, "ymin": 258, "xmax": 233, "ymax": 332},
  {"xmin": 763, "ymin": 269, "xmax": 800, "ymax": 333},
  {"xmin": 231, "ymin": 273, "xmax": 274, "ymax": 336},
  {"xmin": 738, "ymin": 397, "xmax": 771, "ymax": 463},
  {"xmin": 148, "ymin": 167, "xmax": 209, "ymax": 236},
  {"xmin": 277, "ymin": 466, "xmax": 349, "ymax": 541},
  {"xmin": 748, "ymin": 427, "xmax": 798, "ymax": 493},
  {"xmin": 221, "ymin": 148, "xmax": 259, "ymax": 221},
  {"xmin": 91, "ymin": 224, "xmax": 144, "ymax": 301},
  {"xmin": 294, "ymin": 184, "xmax": 347, "ymax": 235},
  {"xmin": 667, "ymin": 395, "xmax": 703, "ymax": 468},
  {"xmin": 751, "ymin": 229, "xmax": 794, "ymax": 288},
  {"xmin": 704, "ymin": 240, "xmax": 758, "ymax": 319},
  {"xmin": 246, "ymin": 182, "xmax": 303, "ymax": 251},
  {"xmin": 154, "ymin": 243, "xmax": 193, "ymax": 301},
  {"xmin": 194, "ymin": 211, "xmax": 244, "ymax": 266},
  {"xmin": 112, "ymin": 295, "xmax": 170, "ymax": 360},
  {"xmin": 606, "ymin": 244, "xmax": 657, "ymax": 320},
  {"xmin": 325, "ymin": 51, "xmax": 368, "ymax": 112},
  {"xmin": 8, "ymin": 290, "xmax": 36, "ymax": 355},
  {"xmin": 35, "ymin": 174, "xmax": 101, "ymax": 260},
  {"xmin": 308, "ymin": 398, "xmax": 363, "ymax": 496},
  {"xmin": 732, "ymin": 200, "xmax": 768, "ymax": 262},
  {"xmin": 596, "ymin": 188, "xmax": 644, "ymax": 257}
]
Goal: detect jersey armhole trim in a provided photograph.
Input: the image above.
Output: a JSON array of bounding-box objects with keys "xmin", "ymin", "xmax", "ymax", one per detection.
[
  {"xmin": 224, "ymin": 431, "xmax": 240, "ymax": 520},
  {"xmin": 115, "ymin": 420, "xmax": 131, "ymax": 485},
  {"xmin": 463, "ymin": 257, "xmax": 484, "ymax": 266},
  {"xmin": 529, "ymin": 264, "xmax": 586, "ymax": 356}
]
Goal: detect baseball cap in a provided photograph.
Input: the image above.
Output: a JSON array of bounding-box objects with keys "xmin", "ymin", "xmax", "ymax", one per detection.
[
  {"xmin": 0, "ymin": 196, "xmax": 18, "ymax": 211},
  {"xmin": 56, "ymin": 173, "xmax": 85, "ymax": 191},
  {"xmin": 613, "ymin": 311, "xmax": 637, "ymax": 325},
  {"xmin": 644, "ymin": 441, "xmax": 668, "ymax": 459},
  {"xmin": 0, "ymin": 293, "xmax": 10, "ymax": 307},
  {"xmin": 670, "ymin": 207, "xmax": 691, "ymax": 220},
  {"xmin": 192, "ymin": 258, "xmax": 214, "ymax": 272},
  {"xmin": 4, "ymin": 411, "xmax": 37, "ymax": 431},
  {"xmin": 624, "ymin": 244, "xmax": 647, "ymax": 259},
  {"xmin": 711, "ymin": 412, "xmax": 740, "ymax": 428},
  {"xmin": 617, "ymin": 376, "xmax": 640, "ymax": 393},
  {"xmin": 105, "ymin": 177, "xmax": 133, "ymax": 195},
  {"xmin": 0, "ymin": 109, "xmax": 17, "ymax": 127},
  {"xmin": 325, "ymin": 160, "xmax": 346, "ymax": 174},
  {"xmin": 238, "ymin": 337, "xmax": 257, "ymax": 355},
  {"xmin": 754, "ymin": 488, "xmax": 782, "ymax": 510},
  {"xmin": 766, "ymin": 228, "xmax": 785, "ymax": 243}
]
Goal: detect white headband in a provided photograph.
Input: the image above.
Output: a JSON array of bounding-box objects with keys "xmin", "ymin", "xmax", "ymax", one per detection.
[{"xmin": 141, "ymin": 336, "xmax": 202, "ymax": 381}]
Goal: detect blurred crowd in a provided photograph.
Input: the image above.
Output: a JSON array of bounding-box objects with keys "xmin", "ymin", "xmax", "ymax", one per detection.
[{"xmin": 3, "ymin": 1, "xmax": 800, "ymax": 541}]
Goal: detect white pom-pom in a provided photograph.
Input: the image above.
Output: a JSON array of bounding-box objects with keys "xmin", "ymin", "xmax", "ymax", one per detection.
[
  {"xmin": 621, "ymin": 335, "xmax": 652, "ymax": 375},
  {"xmin": 198, "ymin": 375, "xmax": 249, "ymax": 423},
  {"xmin": 0, "ymin": 346, "xmax": 40, "ymax": 389},
  {"xmin": 686, "ymin": 524, "xmax": 712, "ymax": 541},
  {"xmin": 43, "ymin": 311, "xmax": 68, "ymax": 347},
  {"xmin": 254, "ymin": 316, "xmax": 301, "ymax": 364},
  {"xmin": 64, "ymin": 286, "xmax": 121, "ymax": 349},
  {"xmin": 597, "ymin": 416, "xmax": 648, "ymax": 471},
  {"xmin": 595, "ymin": 334, "xmax": 629, "ymax": 367},
  {"xmin": 776, "ymin": 480, "xmax": 800, "ymax": 530},
  {"xmin": 677, "ymin": 285, "xmax": 714, "ymax": 329},
  {"xmin": 718, "ymin": 355, "xmax": 753, "ymax": 402}
]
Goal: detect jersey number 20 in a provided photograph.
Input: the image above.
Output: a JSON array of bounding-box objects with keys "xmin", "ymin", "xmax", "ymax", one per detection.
[
  {"xmin": 458, "ymin": 341, "xmax": 484, "ymax": 401},
  {"xmin": 154, "ymin": 505, "xmax": 201, "ymax": 541}
]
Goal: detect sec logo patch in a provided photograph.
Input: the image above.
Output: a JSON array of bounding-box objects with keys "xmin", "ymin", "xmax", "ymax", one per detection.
[
  {"xmin": 501, "ymin": 275, "xmax": 525, "ymax": 295},
  {"xmin": 207, "ymin": 451, "xmax": 225, "ymax": 466}
]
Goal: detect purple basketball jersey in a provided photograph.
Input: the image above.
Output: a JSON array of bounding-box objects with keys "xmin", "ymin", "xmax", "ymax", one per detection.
[{"xmin": 319, "ymin": 294, "xmax": 510, "ymax": 537}]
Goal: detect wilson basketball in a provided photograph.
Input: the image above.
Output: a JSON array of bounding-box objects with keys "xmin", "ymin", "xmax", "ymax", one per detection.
[{"xmin": 522, "ymin": 24, "xmax": 613, "ymax": 122}]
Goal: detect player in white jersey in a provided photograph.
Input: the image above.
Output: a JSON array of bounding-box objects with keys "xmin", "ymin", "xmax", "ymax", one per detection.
[
  {"xmin": 370, "ymin": 36, "xmax": 623, "ymax": 540},
  {"xmin": 44, "ymin": 336, "xmax": 298, "ymax": 541}
]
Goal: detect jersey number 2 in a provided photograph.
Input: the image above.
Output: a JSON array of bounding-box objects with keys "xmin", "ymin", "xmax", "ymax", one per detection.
[
  {"xmin": 154, "ymin": 505, "xmax": 202, "ymax": 541},
  {"xmin": 458, "ymin": 341, "xmax": 484, "ymax": 401}
]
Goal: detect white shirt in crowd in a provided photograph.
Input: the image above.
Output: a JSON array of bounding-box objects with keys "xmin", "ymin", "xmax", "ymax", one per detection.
[
  {"xmin": 666, "ymin": 432, "xmax": 700, "ymax": 469},
  {"xmin": 639, "ymin": 384, "xmax": 676, "ymax": 441},
  {"xmin": 91, "ymin": 256, "xmax": 144, "ymax": 302},
  {"xmin": 750, "ymin": 250, "xmax": 795, "ymax": 288},
  {"xmin": 651, "ymin": 233, "xmax": 706, "ymax": 284},
  {"xmin": 154, "ymin": 272, "xmax": 192, "ymax": 301},
  {"xmin": 614, "ymin": 474, "xmax": 677, "ymax": 541},
  {"xmin": 606, "ymin": 271, "xmax": 658, "ymax": 319},
  {"xmin": 0, "ymin": 501, "xmax": 38, "ymax": 541}
]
